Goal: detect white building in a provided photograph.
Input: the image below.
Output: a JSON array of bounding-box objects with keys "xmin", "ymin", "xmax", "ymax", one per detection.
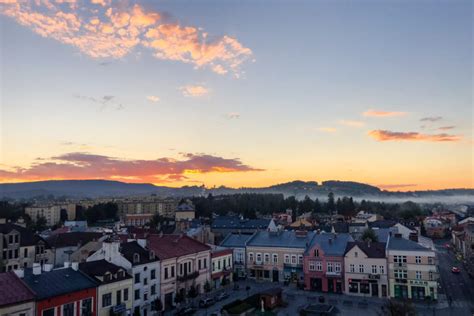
[{"xmin": 25, "ymin": 205, "xmax": 61, "ymax": 227}]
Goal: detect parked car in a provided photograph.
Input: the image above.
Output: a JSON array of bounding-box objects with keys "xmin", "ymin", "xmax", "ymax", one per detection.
[
  {"xmin": 199, "ymin": 298, "xmax": 215, "ymax": 308},
  {"xmin": 451, "ymin": 267, "xmax": 461, "ymax": 274},
  {"xmin": 215, "ymin": 292, "xmax": 230, "ymax": 301}
]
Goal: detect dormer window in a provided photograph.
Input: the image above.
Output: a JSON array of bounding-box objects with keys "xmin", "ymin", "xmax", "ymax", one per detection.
[
  {"xmin": 314, "ymin": 249, "xmax": 319, "ymax": 257},
  {"xmin": 150, "ymin": 251, "xmax": 155, "ymax": 260},
  {"xmin": 133, "ymin": 253, "xmax": 140, "ymax": 263},
  {"xmin": 104, "ymin": 272, "xmax": 111, "ymax": 281}
]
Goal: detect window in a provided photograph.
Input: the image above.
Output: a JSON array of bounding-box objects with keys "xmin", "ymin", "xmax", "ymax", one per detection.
[
  {"xmin": 415, "ymin": 256, "xmax": 421, "ymax": 264},
  {"xmin": 394, "ymin": 270, "xmax": 407, "ymax": 279},
  {"xmin": 272, "ymin": 254, "xmax": 278, "ymax": 264},
  {"xmin": 14, "ymin": 235, "xmax": 19, "ymax": 243},
  {"xmin": 144, "ymin": 278, "xmax": 148, "ymax": 285},
  {"xmin": 249, "ymin": 253, "xmax": 254, "ymax": 262},
  {"xmin": 291, "ymin": 255, "xmax": 297, "ymax": 264},
  {"xmin": 429, "ymin": 271, "xmax": 434, "ymax": 281},
  {"xmin": 198, "ymin": 259, "xmax": 202, "ymax": 270},
  {"xmin": 151, "ymin": 285, "xmax": 156, "ymax": 295},
  {"xmin": 264, "ymin": 253, "xmax": 270, "ymax": 263},
  {"xmin": 371, "ymin": 265, "xmax": 377, "ymax": 274},
  {"xmin": 24, "ymin": 248, "xmax": 28, "ymax": 258},
  {"xmin": 42, "ymin": 308, "xmax": 55, "ymax": 316},
  {"xmin": 360, "ymin": 283, "xmax": 370, "ymax": 294},
  {"xmin": 8, "ymin": 235, "xmax": 13, "ymax": 244},
  {"xmin": 298, "ymin": 255, "xmax": 303, "ymax": 265},
  {"xmin": 179, "ymin": 263, "xmax": 183, "ymax": 276},
  {"xmin": 144, "ymin": 293, "xmax": 148, "ymax": 301},
  {"xmin": 379, "ymin": 265, "xmax": 385, "ymax": 274},
  {"xmin": 171, "ymin": 266, "xmax": 175, "ymax": 277},
  {"xmin": 124, "ymin": 288, "xmax": 129, "ymax": 301},
  {"xmin": 116, "ymin": 290, "xmax": 122, "ymax": 304},
  {"xmin": 14, "ymin": 249, "xmax": 18, "ymax": 259},
  {"xmin": 134, "ymin": 289, "xmax": 140, "ymax": 300},
  {"xmin": 236, "ymin": 253, "xmax": 243, "ymax": 263},
  {"xmin": 151, "ymin": 269, "xmax": 156, "ymax": 279},
  {"xmin": 133, "ymin": 253, "xmax": 140, "ymax": 263},
  {"xmin": 335, "ymin": 262, "xmax": 341, "ymax": 273},
  {"xmin": 354, "ymin": 251, "xmax": 358, "ymax": 258},
  {"xmin": 316, "ymin": 261, "xmax": 322, "ymax": 271},
  {"xmin": 416, "ymin": 271, "xmax": 422, "ymax": 280},
  {"xmin": 256, "ymin": 253, "xmax": 262, "ymax": 263},
  {"xmin": 428, "ymin": 257, "xmax": 434, "ymax": 265},
  {"xmin": 359, "ymin": 264, "xmax": 364, "ymax": 273},
  {"xmin": 212, "ymin": 262, "xmax": 215, "ymax": 271},
  {"xmin": 349, "ymin": 281, "xmax": 359, "ymax": 293},
  {"xmin": 82, "ymin": 298, "xmax": 92, "ymax": 316},
  {"xmin": 164, "ymin": 267, "xmax": 169, "ymax": 279},
  {"xmin": 309, "ymin": 261, "xmax": 316, "ymax": 271},
  {"xmin": 350, "ymin": 264, "xmax": 355, "ymax": 273},
  {"xmin": 394, "ymin": 255, "xmax": 407, "ymax": 263},
  {"xmin": 315, "ymin": 249, "xmax": 319, "ymax": 257},
  {"xmin": 203, "ymin": 258, "xmax": 207, "ymax": 268},
  {"xmin": 134, "ymin": 273, "xmax": 140, "ymax": 284},
  {"xmin": 327, "ymin": 262, "xmax": 333, "ymax": 272},
  {"xmin": 218, "ymin": 260, "xmax": 221, "ymax": 270},
  {"xmin": 284, "ymin": 255, "xmax": 290, "ymax": 264},
  {"xmin": 102, "ymin": 293, "xmax": 112, "ymax": 307}
]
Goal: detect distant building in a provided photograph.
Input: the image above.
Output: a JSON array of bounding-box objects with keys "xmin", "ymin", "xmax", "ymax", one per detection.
[
  {"xmin": 117, "ymin": 198, "xmax": 178, "ymax": 219},
  {"xmin": 124, "ymin": 214, "xmax": 154, "ymax": 227},
  {"xmin": 353, "ymin": 211, "xmax": 382, "ymax": 223},
  {"xmin": 46, "ymin": 232, "xmax": 105, "ymax": 267},
  {"xmin": 25, "ymin": 205, "xmax": 61, "ymax": 227},
  {"xmin": 175, "ymin": 204, "xmax": 196, "ymax": 221},
  {"xmin": 0, "ymin": 271, "xmax": 35, "ymax": 316},
  {"xmin": 211, "ymin": 216, "xmax": 271, "ymax": 243}
]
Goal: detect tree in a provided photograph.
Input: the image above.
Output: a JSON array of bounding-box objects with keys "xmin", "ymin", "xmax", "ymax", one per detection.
[
  {"xmin": 361, "ymin": 228, "xmax": 378, "ymax": 242},
  {"xmin": 187, "ymin": 285, "xmax": 198, "ymax": 298},
  {"xmin": 300, "ymin": 195, "xmax": 314, "ymax": 214},
  {"xmin": 35, "ymin": 215, "xmax": 47, "ymax": 232},
  {"xmin": 60, "ymin": 209, "xmax": 68, "ymax": 222},
  {"xmin": 204, "ymin": 280, "xmax": 211, "ymax": 293},
  {"xmin": 174, "ymin": 291, "xmax": 184, "ymax": 304},
  {"xmin": 379, "ymin": 299, "xmax": 416, "ymax": 316},
  {"xmin": 327, "ymin": 192, "xmax": 335, "ymax": 215},
  {"xmin": 152, "ymin": 298, "xmax": 163, "ymax": 314},
  {"xmin": 149, "ymin": 214, "xmax": 164, "ymax": 230}
]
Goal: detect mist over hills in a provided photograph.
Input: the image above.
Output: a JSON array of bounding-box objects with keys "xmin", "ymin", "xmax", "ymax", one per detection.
[{"xmin": 0, "ymin": 179, "xmax": 472, "ymax": 203}]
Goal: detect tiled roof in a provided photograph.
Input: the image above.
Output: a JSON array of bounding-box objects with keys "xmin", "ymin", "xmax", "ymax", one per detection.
[
  {"xmin": 119, "ymin": 241, "xmax": 158, "ymax": 266},
  {"xmin": 306, "ymin": 233, "xmax": 353, "ymax": 256},
  {"xmin": 332, "ymin": 223, "xmax": 349, "ymax": 233},
  {"xmin": 387, "ymin": 235, "xmax": 430, "ymax": 251},
  {"xmin": 372, "ymin": 228, "xmax": 396, "ymax": 243},
  {"xmin": 247, "ymin": 230, "xmax": 315, "ymax": 249},
  {"xmin": 22, "ymin": 268, "xmax": 98, "ymax": 300},
  {"xmin": 0, "ymin": 223, "xmax": 44, "ymax": 247},
  {"xmin": 345, "ymin": 241, "xmax": 386, "ymax": 258},
  {"xmin": 369, "ymin": 220, "xmax": 397, "ymax": 229},
  {"xmin": 220, "ymin": 233, "xmax": 254, "ymax": 248},
  {"xmin": 79, "ymin": 259, "xmax": 131, "ymax": 284},
  {"xmin": 211, "ymin": 216, "xmax": 270, "ymax": 230},
  {"xmin": 147, "ymin": 234, "xmax": 210, "ymax": 259},
  {"xmin": 46, "ymin": 232, "xmax": 103, "ymax": 248},
  {"xmin": 0, "ymin": 272, "xmax": 35, "ymax": 307}
]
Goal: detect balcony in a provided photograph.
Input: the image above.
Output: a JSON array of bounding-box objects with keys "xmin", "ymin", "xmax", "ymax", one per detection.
[{"xmin": 177, "ymin": 271, "xmax": 199, "ymax": 282}]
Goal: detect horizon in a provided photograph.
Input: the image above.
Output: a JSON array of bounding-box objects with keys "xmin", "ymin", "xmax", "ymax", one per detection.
[{"xmin": 1, "ymin": 1, "xmax": 472, "ymax": 191}]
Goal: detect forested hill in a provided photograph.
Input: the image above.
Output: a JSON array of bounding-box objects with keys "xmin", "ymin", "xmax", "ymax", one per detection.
[{"xmin": 0, "ymin": 179, "xmax": 472, "ymax": 202}]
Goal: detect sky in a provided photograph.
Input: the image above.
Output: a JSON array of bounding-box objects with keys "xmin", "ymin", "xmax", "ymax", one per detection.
[{"xmin": 0, "ymin": 0, "xmax": 472, "ymax": 191}]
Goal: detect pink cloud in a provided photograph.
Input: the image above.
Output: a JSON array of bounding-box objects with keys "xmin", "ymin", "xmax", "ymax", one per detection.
[
  {"xmin": 368, "ymin": 130, "xmax": 461, "ymax": 142},
  {"xmin": 0, "ymin": 152, "xmax": 263, "ymax": 183},
  {"xmin": 363, "ymin": 109, "xmax": 407, "ymax": 117},
  {"xmin": 0, "ymin": 2, "xmax": 252, "ymax": 75}
]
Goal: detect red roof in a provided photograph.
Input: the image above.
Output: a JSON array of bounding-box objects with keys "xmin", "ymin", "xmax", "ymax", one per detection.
[
  {"xmin": 147, "ymin": 234, "xmax": 211, "ymax": 259},
  {"xmin": 0, "ymin": 272, "xmax": 35, "ymax": 307}
]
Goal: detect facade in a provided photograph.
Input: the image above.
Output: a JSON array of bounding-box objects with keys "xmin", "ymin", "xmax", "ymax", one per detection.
[
  {"xmin": 344, "ymin": 241, "xmax": 388, "ymax": 298},
  {"xmin": 117, "ymin": 199, "xmax": 178, "ymax": 219},
  {"xmin": 46, "ymin": 232, "xmax": 105, "ymax": 267},
  {"xmin": 88, "ymin": 240, "xmax": 161, "ymax": 316},
  {"xmin": 124, "ymin": 214, "xmax": 154, "ymax": 227},
  {"xmin": 247, "ymin": 230, "xmax": 315, "ymax": 283},
  {"xmin": 387, "ymin": 234, "xmax": 439, "ymax": 300},
  {"xmin": 175, "ymin": 204, "xmax": 196, "ymax": 221},
  {"xmin": 147, "ymin": 234, "xmax": 211, "ymax": 311},
  {"xmin": 79, "ymin": 260, "xmax": 133, "ymax": 316},
  {"xmin": 0, "ymin": 271, "xmax": 35, "ymax": 316},
  {"xmin": 220, "ymin": 233, "xmax": 254, "ymax": 278},
  {"xmin": 21, "ymin": 264, "xmax": 98, "ymax": 316},
  {"xmin": 25, "ymin": 205, "xmax": 62, "ymax": 227},
  {"xmin": 210, "ymin": 245, "xmax": 233, "ymax": 289},
  {"xmin": 0, "ymin": 223, "xmax": 53, "ymax": 272},
  {"xmin": 303, "ymin": 233, "xmax": 352, "ymax": 293}
]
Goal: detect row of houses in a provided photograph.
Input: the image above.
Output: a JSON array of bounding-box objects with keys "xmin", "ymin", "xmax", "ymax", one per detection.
[
  {"xmin": 221, "ymin": 229, "xmax": 439, "ymax": 300},
  {"xmin": 0, "ymin": 232, "xmax": 233, "ymax": 316}
]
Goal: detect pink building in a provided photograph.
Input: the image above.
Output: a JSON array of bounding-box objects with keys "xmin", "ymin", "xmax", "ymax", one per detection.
[{"xmin": 303, "ymin": 233, "xmax": 352, "ymax": 293}]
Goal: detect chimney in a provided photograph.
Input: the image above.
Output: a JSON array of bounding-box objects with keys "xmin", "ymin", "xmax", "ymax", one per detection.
[
  {"xmin": 14, "ymin": 269, "xmax": 24, "ymax": 278},
  {"xmin": 71, "ymin": 262, "xmax": 79, "ymax": 271},
  {"xmin": 33, "ymin": 263, "xmax": 41, "ymax": 275},
  {"xmin": 43, "ymin": 263, "xmax": 53, "ymax": 272}
]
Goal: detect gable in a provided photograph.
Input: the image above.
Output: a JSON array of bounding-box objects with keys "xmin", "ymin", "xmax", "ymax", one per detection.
[{"xmin": 345, "ymin": 245, "xmax": 368, "ymax": 259}]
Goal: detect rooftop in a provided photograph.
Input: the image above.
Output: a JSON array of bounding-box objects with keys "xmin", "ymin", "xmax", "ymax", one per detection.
[
  {"xmin": 79, "ymin": 259, "xmax": 131, "ymax": 284},
  {"xmin": 212, "ymin": 216, "xmax": 270, "ymax": 230},
  {"xmin": 247, "ymin": 230, "xmax": 315, "ymax": 249},
  {"xmin": 120, "ymin": 241, "xmax": 158, "ymax": 266},
  {"xmin": 0, "ymin": 272, "xmax": 35, "ymax": 307},
  {"xmin": 46, "ymin": 232, "xmax": 104, "ymax": 248},
  {"xmin": 220, "ymin": 232, "xmax": 254, "ymax": 248},
  {"xmin": 0, "ymin": 223, "xmax": 46, "ymax": 247},
  {"xmin": 147, "ymin": 234, "xmax": 210, "ymax": 260},
  {"xmin": 306, "ymin": 233, "xmax": 353, "ymax": 256},
  {"xmin": 387, "ymin": 235, "xmax": 431, "ymax": 252},
  {"xmin": 345, "ymin": 241, "xmax": 386, "ymax": 258},
  {"xmin": 22, "ymin": 267, "xmax": 98, "ymax": 300}
]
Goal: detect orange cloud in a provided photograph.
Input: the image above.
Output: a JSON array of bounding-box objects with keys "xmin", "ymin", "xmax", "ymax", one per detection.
[
  {"xmin": 146, "ymin": 95, "xmax": 160, "ymax": 103},
  {"xmin": 438, "ymin": 126, "xmax": 455, "ymax": 131},
  {"xmin": 338, "ymin": 120, "xmax": 365, "ymax": 127},
  {"xmin": 180, "ymin": 85, "xmax": 209, "ymax": 97},
  {"xmin": 363, "ymin": 109, "xmax": 407, "ymax": 117},
  {"xmin": 318, "ymin": 127, "xmax": 337, "ymax": 133},
  {"xmin": 368, "ymin": 130, "xmax": 461, "ymax": 142},
  {"xmin": 0, "ymin": 2, "xmax": 252, "ymax": 75},
  {"xmin": 0, "ymin": 152, "xmax": 263, "ymax": 183}
]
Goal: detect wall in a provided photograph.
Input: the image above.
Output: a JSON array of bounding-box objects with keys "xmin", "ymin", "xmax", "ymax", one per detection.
[{"xmin": 0, "ymin": 301, "xmax": 35, "ymax": 316}]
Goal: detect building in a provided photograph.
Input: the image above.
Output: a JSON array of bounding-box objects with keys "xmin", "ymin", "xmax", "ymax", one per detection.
[
  {"xmin": 0, "ymin": 223, "xmax": 53, "ymax": 272},
  {"xmin": 289, "ymin": 219, "xmax": 314, "ymax": 230},
  {"xmin": 147, "ymin": 234, "xmax": 211, "ymax": 310},
  {"xmin": 353, "ymin": 211, "xmax": 382, "ymax": 223},
  {"xmin": 220, "ymin": 233, "xmax": 254, "ymax": 278},
  {"xmin": 88, "ymin": 240, "xmax": 161, "ymax": 316},
  {"xmin": 175, "ymin": 204, "xmax": 196, "ymax": 221},
  {"xmin": 117, "ymin": 199, "xmax": 178, "ymax": 219},
  {"xmin": 344, "ymin": 241, "xmax": 388, "ymax": 298},
  {"xmin": 0, "ymin": 271, "xmax": 35, "ymax": 316},
  {"xmin": 21, "ymin": 263, "xmax": 98, "ymax": 316},
  {"xmin": 79, "ymin": 260, "xmax": 133, "ymax": 316},
  {"xmin": 303, "ymin": 233, "xmax": 352, "ymax": 293},
  {"xmin": 386, "ymin": 234, "xmax": 439, "ymax": 300},
  {"xmin": 46, "ymin": 232, "xmax": 105, "ymax": 267},
  {"xmin": 70, "ymin": 240, "xmax": 103, "ymax": 263},
  {"xmin": 246, "ymin": 230, "xmax": 315, "ymax": 283},
  {"xmin": 211, "ymin": 216, "xmax": 271, "ymax": 243},
  {"xmin": 209, "ymin": 245, "xmax": 233, "ymax": 289},
  {"xmin": 423, "ymin": 217, "xmax": 448, "ymax": 238},
  {"xmin": 124, "ymin": 214, "xmax": 154, "ymax": 227},
  {"xmin": 25, "ymin": 205, "xmax": 62, "ymax": 227}
]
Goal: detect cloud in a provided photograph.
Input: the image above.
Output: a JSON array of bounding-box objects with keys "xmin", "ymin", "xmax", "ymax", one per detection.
[
  {"xmin": 438, "ymin": 126, "xmax": 455, "ymax": 131},
  {"xmin": 0, "ymin": 2, "xmax": 252, "ymax": 76},
  {"xmin": 368, "ymin": 130, "xmax": 461, "ymax": 142},
  {"xmin": 0, "ymin": 152, "xmax": 263, "ymax": 183},
  {"xmin": 363, "ymin": 109, "xmax": 407, "ymax": 117},
  {"xmin": 227, "ymin": 112, "xmax": 240, "ymax": 119},
  {"xmin": 420, "ymin": 116, "xmax": 443, "ymax": 122},
  {"xmin": 180, "ymin": 85, "xmax": 209, "ymax": 97},
  {"xmin": 73, "ymin": 94, "xmax": 122, "ymax": 110},
  {"xmin": 338, "ymin": 120, "xmax": 365, "ymax": 128},
  {"xmin": 146, "ymin": 95, "xmax": 160, "ymax": 103},
  {"xmin": 317, "ymin": 127, "xmax": 337, "ymax": 133}
]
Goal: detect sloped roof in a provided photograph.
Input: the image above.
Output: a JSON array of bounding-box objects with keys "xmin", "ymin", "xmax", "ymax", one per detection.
[
  {"xmin": 220, "ymin": 233, "xmax": 254, "ymax": 248},
  {"xmin": 46, "ymin": 232, "xmax": 103, "ymax": 248},
  {"xmin": 211, "ymin": 216, "xmax": 270, "ymax": 230},
  {"xmin": 369, "ymin": 220, "xmax": 397, "ymax": 229},
  {"xmin": 306, "ymin": 233, "xmax": 353, "ymax": 256},
  {"xmin": 247, "ymin": 230, "xmax": 315, "ymax": 249},
  {"xmin": 147, "ymin": 234, "xmax": 210, "ymax": 260},
  {"xmin": 387, "ymin": 235, "xmax": 431, "ymax": 251},
  {"xmin": 22, "ymin": 267, "xmax": 98, "ymax": 300},
  {"xmin": 0, "ymin": 223, "xmax": 43, "ymax": 247},
  {"xmin": 345, "ymin": 241, "xmax": 386, "ymax": 258},
  {"xmin": 79, "ymin": 259, "xmax": 131, "ymax": 284},
  {"xmin": 0, "ymin": 272, "xmax": 35, "ymax": 307},
  {"xmin": 120, "ymin": 241, "xmax": 158, "ymax": 266}
]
